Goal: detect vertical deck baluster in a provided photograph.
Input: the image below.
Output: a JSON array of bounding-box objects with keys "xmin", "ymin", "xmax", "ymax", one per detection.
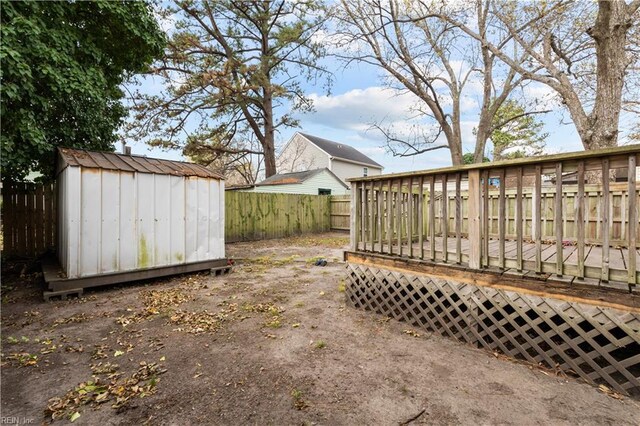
[
  {"xmin": 516, "ymin": 167, "xmax": 523, "ymax": 272},
  {"xmin": 555, "ymin": 163, "xmax": 564, "ymax": 276},
  {"xmin": 397, "ymin": 179, "xmax": 403, "ymax": 256},
  {"xmin": 419, "ymin": 176, "xmax": 425, "ymax": 260},
  {"xmin": 482, "ymin": 170, "xmax": 489, "ymax": 268},
  {"xmin": 429, "ymin": 176, "xmax": 436, "ymax": 261},
  {"xmin": 468, "ymin": 170, "xmax": 481, "ymax": 269},
  {"xmin": 360, "ymin": 183, "xmax": 366, "ymax": 251},
  {"xmin": 387, "ymin": 179, "xmax": 393, "ymax": 254},
  {"xmin": 456, "ymin": 173, "xmax": 462, "ymax": 264},
  {"xmin": 628, "ymin": 155, "xmax": 637, "ymax": 286},
  {"xmin": 441, "ymin": 174, "xmax": 448, "ymax": 263},
  {"xmin": 576, "ymin": 161, "xmax": 585, "ymax": 279},
  {"xmin": 369, "ymin": 180, "xmax": 374, "ymax": 251},
  {"xmin": 601, "ymin": 159, "xmax": 610, "ymax": 281},
  {"xmin": 377, "ymin": 180, "xmax": 383, "ymax": 253},
  {"xmin": 408, "ymin": 177, "xmax": 414, "ymax": 258},
  {"xmin": 351, "ymin": 182, "xmax": 358, "ymax": 251},
  {"xmin": 534, "ymin": 165, "xmax": 542, "ymax": 273},
  {"xmin": 498, "ymin": 169, "xmax": 506, "ymax": 269}
]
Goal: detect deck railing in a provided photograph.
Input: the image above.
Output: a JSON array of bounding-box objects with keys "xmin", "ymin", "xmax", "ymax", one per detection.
[{"xmin": 348, "ymin": 145, "xmax": 640, "ymax": 287}]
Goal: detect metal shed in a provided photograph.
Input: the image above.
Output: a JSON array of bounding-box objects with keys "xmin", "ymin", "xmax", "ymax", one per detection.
[{"xmin": 44, "ymin": 147, "xmax": 228, "ymax": 297}]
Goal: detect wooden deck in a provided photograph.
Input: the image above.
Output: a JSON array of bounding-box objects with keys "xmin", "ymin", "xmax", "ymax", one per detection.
[
  {"xmin": 358, "ymin": 237, "xmax": 640, "ymax": 288},
  {"xmin": 349, "ymin": 145, "xmax": 640, "ymax": 291}
]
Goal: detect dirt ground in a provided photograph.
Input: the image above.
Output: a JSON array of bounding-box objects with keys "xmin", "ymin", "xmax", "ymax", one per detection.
[{"xmin": 1, "ymin": 232, "xmax": 639, "ymax": 425}]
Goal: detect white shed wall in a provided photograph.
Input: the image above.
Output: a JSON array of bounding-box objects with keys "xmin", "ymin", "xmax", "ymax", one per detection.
[{"xmin": 58, "ymin": 167, "xmax": 225, "ymax": 279}]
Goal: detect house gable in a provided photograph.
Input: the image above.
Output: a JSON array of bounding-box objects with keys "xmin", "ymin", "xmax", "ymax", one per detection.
[{"xmin": 277, "ymin": 133, "xmax": 329, "ymax": 173}]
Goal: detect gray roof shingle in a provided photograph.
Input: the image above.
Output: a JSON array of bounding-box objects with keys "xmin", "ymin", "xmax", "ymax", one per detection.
[{"xmin": 299, "ymin": 133, "xmax": 382, "ymax": 168}]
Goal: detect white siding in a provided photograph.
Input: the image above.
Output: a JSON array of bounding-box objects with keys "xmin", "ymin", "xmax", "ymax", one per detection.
[
  {"xmin": 278, "ymin": 133, "xmax": 329, "ymax": 173},
  {"xmin": 59, "ymin": 166, "xmax": 225, "ymax": 279},
  {"xmin": 331, "ymin": 159, "xmax": 382, "ymax": 183},
  {"xmin": 250, "ymin": 169, "xmax": 349, "ymax": 195}
]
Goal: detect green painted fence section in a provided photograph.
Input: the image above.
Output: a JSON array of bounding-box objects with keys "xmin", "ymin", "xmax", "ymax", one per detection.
[{"xmin": 225, "ymin": 191, "xmax": 332, "ymax": 243}]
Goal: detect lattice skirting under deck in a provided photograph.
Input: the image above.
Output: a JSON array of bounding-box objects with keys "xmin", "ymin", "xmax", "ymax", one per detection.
[{"xmin": 345, "ymin": 263, "xmax": 640, "ymax": 396}]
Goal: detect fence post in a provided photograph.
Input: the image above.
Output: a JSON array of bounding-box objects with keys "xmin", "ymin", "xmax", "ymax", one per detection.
[{"xmin": 468, "ymin": 170, "xmax": 482, "ymax": 269}]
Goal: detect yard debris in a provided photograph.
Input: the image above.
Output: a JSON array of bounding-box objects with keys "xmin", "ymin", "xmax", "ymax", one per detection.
[
  {"xmin": 52, "ymin": 313, "xmax": 92, "ymax": 327},
  {"xmin": 5, "ymin": 352, "xmax": 38, "ymax": 367},
  {"xmin": 314, "ymin": 258, "xmax": 328, "ymax": 267},
  {"xmin": 598, "ymin": 384, "xmax": 625, "ymax": 400},
  {"xmin": 45, "ymin": 362, "xmax": 166, "ymax": 421},
  {"xmin": 169, "ymin": 308, "xmax": 231, "ymax": 334},
  {"xmin": 117, "ymin": 288, "xmax": 193, "ymax": 326},
  {"xmin": 403, "ymin": 329, "xmax": 421, "ymax": 338}
]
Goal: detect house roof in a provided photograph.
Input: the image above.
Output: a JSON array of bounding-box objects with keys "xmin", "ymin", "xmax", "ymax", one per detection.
[
  {"xmin": 57, "ymin": 147, "xmax": 223, "ymax": 179},
  {"xmin": 256, "ymin": 168, "xmax": 349, "ymax": 189},
  {"xmin": 298, "ymin": 133, "xmax": 383, "ymax": 168}
]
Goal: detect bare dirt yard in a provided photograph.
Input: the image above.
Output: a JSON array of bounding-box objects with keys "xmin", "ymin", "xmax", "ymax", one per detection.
[{"xmin": 2, "ymin": 232, "xmax": 639, "ymax": 425}]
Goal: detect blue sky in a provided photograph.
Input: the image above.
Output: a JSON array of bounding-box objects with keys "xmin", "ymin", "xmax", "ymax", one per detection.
[{"xmin": 124, "ymin": 29, "xmax": 636, "ymax": 175}]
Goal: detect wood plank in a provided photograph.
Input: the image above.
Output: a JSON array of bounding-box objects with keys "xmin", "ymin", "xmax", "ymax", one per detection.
[
  {"xmin": 498, "ymin": 169, "xmax": 506, "ymax": 269},
  {"xmin": 468, "ymin": 170, "xmax": 481, "ymax": 269},
  {"xmin": 601, "ymin": 160, "xmax": 610, "ymax": 281},
  {"xmin": 419, "ymin": 176, "xmax": 424, "ymax": 260},
  {"xmin": 482, "ymin": 170, "xmax": 489, "ymax": 267},
  {"xmin": 441, "ymin": 175, "xmax": 448, "ymax": 263},
  {"xmin": 350, "ymin": 182, "xmax": 358, "ymax": 251},
  {"xmin": 369, "ymin": 180, "xmax": 375, "ymax": 251},
  {"xmin": 396, "ymin": 179, "xmax": 402, "ymax": 256},
  {"xmin": 387, "ymin": 179, "xmax": 393, "ymax": 254},
  {"xmin": 456, "ymin": 173, "xmax": 462, "ymax": 264},
  {"xmin": 628, "ymin": 154, "xmax": 637, "ymax": 284},
  {"xmin": 377, "ymin": 180, "xmax": 383, "ymax": 252},
  {"xmin": 516, "ymin": 167, "xmax": 523, "ymax": 271},
  {"xmin": 534, "ymin": 165, "xmax": 542, "ymax": 273},
  {"xmin": 576, "ymin": 162, "xmax": 585, "ymax": 278},
  {"xmin": 555, "ymin": 163, "xmax": 564, "ymax": 276},
  {"xmin": 408, "ymin": 177, "xmax": 414, "ymax": 257},
  {"xmin": 430, "ymin": 176, "xmax": 436, "ymax": 261}
]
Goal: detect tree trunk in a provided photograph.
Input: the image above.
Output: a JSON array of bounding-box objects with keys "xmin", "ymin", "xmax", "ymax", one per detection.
[
  {"xmin": 586, "ymin": 0, "xmax": 631, "ymax": 149},
  {"xmin": 262, "ymin": 86, "xmax": 277, "ymax": 178}
]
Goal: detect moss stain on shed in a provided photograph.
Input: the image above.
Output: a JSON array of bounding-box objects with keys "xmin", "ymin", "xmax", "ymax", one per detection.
[{"xmin": 138, "ymin": 235, "xmax": 149, "ymax": 268}]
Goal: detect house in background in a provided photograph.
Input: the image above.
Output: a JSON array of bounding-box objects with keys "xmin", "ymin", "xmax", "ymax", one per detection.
[
  {"xmin": 227, "ymin": 168, "xmax": 349, "ymax": 195},
  {"xmin": 278, "ymin": 132, "xmax": 383, "ymax": 184}
]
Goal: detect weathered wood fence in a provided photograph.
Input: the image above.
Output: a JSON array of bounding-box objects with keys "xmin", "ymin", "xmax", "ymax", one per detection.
[
  {"xmin": 1, "ymin": 182, "xmax": 56, "ymax": 257},
  {"xmin": 225, "ymin": 191, "xmax": 331, "ymax": 242},
  {"xmin": 330, "ymin": 195, "xmax": 350, "ymax": 231},
  {"xmin": 2, "ymin": 185, "xmax": 335, "ymax": 256}
]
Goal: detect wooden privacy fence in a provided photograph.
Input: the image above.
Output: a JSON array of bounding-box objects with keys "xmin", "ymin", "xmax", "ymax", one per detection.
[
  {"xmin": 2, "ymin": 184, "xmax": 333, "ymax": 256},
  {"xmin": 225, "ymin": 191, "xmax": 331, "ymax": 243},
  {"xmin": 349, "ymin": 145, "xmax": 640, "ymax": 286},
  {"xmin": 2, "ymin": 182, "xmax": 56, "ymax": 257},
  {"xmin": 330, "ymin": 195, "xmax": 350, "ymax": 231}
]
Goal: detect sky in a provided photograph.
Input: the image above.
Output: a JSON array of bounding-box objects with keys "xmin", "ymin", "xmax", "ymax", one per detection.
[{"xmin": 124, "ymin": 10, "xmax": 638, "ymax": 176}]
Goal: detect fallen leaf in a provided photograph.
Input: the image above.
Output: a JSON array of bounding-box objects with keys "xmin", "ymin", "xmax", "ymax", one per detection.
[
  {"xmin": 69, "ymin": 412, "xmax": 81, "ymax": 422},
  {"xmin": 114, "ymin": 350, "xmax": 124, "ymax": 357}
]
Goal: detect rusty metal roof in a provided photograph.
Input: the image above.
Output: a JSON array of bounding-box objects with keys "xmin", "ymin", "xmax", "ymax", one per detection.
[{"xmin": 57, "ymin": 147, "xmax": 223, "ymax": 179}]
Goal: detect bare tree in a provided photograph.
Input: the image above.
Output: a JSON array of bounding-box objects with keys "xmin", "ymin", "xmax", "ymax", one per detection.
[
  {"xmin": 421, "ymin": 0, "xmax": 640, "ymax": 150},
  {"xmin": 128, "ymin": 0, "xmax": 331, "ymax": 177},
  {"xmin": 336, "ymin": 0, "xmax": 542, "ymax": 164}
]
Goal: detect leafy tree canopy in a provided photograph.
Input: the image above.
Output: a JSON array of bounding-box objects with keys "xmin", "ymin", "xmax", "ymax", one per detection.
[
  {"xmin": 1, "ymin": 0, "xmax": 165, "ymax": 181},
  {"xmin": 490, "ymin": 99, "xmax": 548, "ymax": 161}
]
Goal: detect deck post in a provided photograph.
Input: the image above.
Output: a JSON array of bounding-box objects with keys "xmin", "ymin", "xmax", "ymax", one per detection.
[
  {"xmin": 350, "ymin": 182, "xmax": 358, "ymax": 251},
  {"xmin": 468, "ymin": 169, "xmax": 482, "ymax": 269}
]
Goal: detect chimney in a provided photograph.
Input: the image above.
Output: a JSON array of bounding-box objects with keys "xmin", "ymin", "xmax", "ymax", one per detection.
[{"xmin": 124, "ymin": 146, "xmax": 132, "ymax": 155}]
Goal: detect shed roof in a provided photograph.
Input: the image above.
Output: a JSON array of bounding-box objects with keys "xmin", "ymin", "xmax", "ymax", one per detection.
[
  {"xmin": 57, "ymin": 147, "xmax": 223, "ymax": 179},
  {"xmin": 298, "ymin": 133, "xmax": 383, "ymax": 168},
  {"xmin": 256, "ymin": 168, "xmax": 348, "ymax": 188}
]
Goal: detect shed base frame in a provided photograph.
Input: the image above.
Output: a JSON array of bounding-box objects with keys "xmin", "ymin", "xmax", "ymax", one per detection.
[
  {"xmin": 345, "ymin": 262, "xmax": 640, "ymax": 396},
  {"xmin": 43, "ymin": 257, "xmax": 231, "ymax": 294}
]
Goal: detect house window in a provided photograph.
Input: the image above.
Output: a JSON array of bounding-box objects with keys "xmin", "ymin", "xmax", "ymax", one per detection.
[
  {"xmin": 363, "ymin": 167, "xmax": 368, "ymax": 177},
  {"xmin": 318, "ymin": 188, "xmax": 331, "ymax": 195}
]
